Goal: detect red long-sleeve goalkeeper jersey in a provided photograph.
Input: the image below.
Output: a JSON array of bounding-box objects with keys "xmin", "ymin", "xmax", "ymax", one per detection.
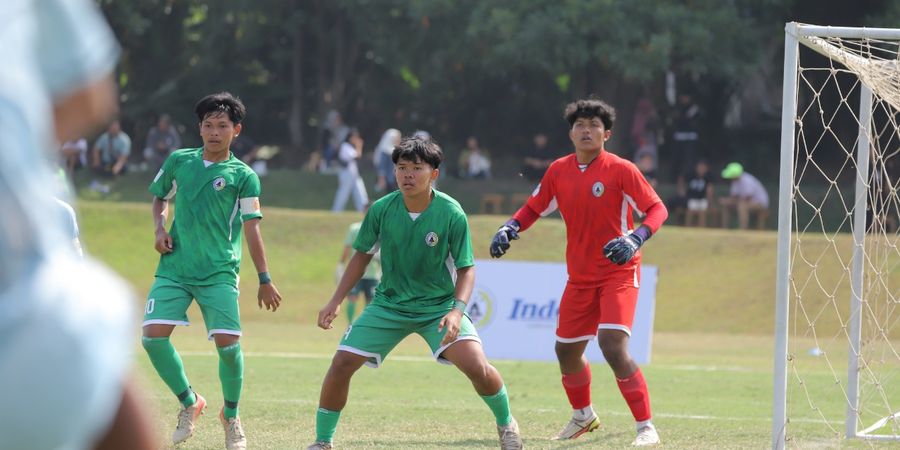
[{"xmin": 513, "ymin": 151, "xmax": 666, "ymax": 287}]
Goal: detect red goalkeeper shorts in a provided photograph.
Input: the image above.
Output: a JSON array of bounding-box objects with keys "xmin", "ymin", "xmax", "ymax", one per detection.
[{"xmin": 556, "ymin": 267, "xmax": 640, "ymax": 342}]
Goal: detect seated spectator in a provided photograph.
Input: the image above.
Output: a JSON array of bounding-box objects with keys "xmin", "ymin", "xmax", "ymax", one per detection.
[
  {"xmin": 684, "ymin": 159, "xmax": 715, "ymax": 227},
  {"xmin": 459, "ymin": 136, "xmax": 491, "ymax": 179},
  {"xmin": 60, "ymin": 138, "xmax": 88, "ymax": 175},
  {"xmin": 91, "ymin": 119, "xmax": 131, "ymax": 177},
  {"xmin": 719, "ymin": 162, "xmax": 769, "ymax": 229},
  {"xmin": 521, "ymin": 133, "xmax": 555, "ymax": 181},
  {"xmin": 142, "ymin": 114, "xmax": 180, "ymax": 171}
]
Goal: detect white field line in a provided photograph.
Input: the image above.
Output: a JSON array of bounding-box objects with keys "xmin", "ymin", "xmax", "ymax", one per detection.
[{"xmin": 176, "ymin": 350, "xmax": 760, "ymax": 373}]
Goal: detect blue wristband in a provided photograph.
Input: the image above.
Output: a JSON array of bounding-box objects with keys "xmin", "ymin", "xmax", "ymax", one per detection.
[
  {"xmin": 453, "ymin": 299, "xmax": 467, "ymax": 313},
  {"xmin": 258, "ymin": 271, "xmax": 272, "ymax": 284}
]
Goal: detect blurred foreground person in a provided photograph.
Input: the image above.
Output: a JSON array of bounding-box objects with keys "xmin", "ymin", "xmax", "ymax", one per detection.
[{"xmin": 0, "ymin": 0, "xmax": 156, "ymax": 449}]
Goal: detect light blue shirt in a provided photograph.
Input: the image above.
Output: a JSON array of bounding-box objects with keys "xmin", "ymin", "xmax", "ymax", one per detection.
[{"xmin": 0, "ymin": 2, "xmax": 132, "ymax": 450}]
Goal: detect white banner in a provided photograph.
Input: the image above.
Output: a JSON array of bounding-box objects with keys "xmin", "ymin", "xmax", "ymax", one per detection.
[{"xmin": 466, "ymin": 260, "xmax": 657, "ymax": 364}]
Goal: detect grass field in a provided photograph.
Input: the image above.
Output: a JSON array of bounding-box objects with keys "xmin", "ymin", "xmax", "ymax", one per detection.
[{"xmin": 77, "ymin": 200, "xmax": 898, "ymax": 449}]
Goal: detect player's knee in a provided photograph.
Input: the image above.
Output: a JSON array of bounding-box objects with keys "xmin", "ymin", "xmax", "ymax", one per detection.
[
  {"xmin": 554, "ymin": 342, "xmax": 580, "ymax": 362},
  {"xmin": 329, "ymin": 352, "xmax": 363, "ymax": 377}
]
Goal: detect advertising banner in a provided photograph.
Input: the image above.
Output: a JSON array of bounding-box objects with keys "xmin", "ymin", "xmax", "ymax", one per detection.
[{"xmin": 465, "ymin": 260, "xmax": 658, "ymax": 363}]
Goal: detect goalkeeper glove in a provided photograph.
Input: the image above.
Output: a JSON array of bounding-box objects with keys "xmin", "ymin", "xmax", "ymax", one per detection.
[
  {"xmin": 490, "ymin": 219, "xmax": 521, "ymax": 258},
  {"xmin": 603, "ymin": 226, "xmax": 651, "ymax": 265}
]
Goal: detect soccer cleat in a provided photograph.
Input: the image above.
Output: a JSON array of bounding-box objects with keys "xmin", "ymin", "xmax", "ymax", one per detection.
[
  {"xmin": 631, "ymin": 424, "xmax": 660, "ymax": 446},
  {"xmin": 497, "ymin": 416, "xmax": 524, "ymax": 449},
  {"xmin": 172, "ymin": 393, "xmax": 206, "ymax": 444},
  {"xmin": 219, "ymin": 408, "xmax": 247, "ymax": 450},
  {"xmin": 550, "ymin": 414, "xmax": 600, "ymax": 440},
  {"xmin": 306, "ymin": 441, "xmax": 334, "ymax": 450}
]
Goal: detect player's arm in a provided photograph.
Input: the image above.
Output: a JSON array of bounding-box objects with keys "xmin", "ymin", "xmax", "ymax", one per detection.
[
  {"xmin": 318, "ymin": 250, "xmax": 374, "ymax": 329},
  {"xmin": 152, "ymin": 197, "xmax": 173, "ymax": 254},
  {"xmin": 244, "ymin": 218, "xmax": 282, "ymax": 312},
  {"xmin": 603, "ymin": 166, "xmax": 669, "ymax": 265},
  {"xmin": 439, "ymin": 265, "xmax": 475, "ymax": 346},
  {"xmin": 490, "ymin": 163, "xmax": 558, "ymax": 258}
]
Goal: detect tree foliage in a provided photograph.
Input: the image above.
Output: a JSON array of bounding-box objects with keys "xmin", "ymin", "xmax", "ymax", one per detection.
[{"xmin": 97, "ymin": 0, "xmax": 892, "ymax": 171}]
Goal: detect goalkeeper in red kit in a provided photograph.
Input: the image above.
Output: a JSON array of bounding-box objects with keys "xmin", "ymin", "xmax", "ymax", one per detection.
[{"xmin": 490, "ymin": 98, "xmax": 668, "ymax": 446}]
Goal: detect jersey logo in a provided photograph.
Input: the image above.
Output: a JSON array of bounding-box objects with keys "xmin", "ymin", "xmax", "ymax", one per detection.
[
  {"xmin": 592, "ymin": 181, "xmax": 605, "ymax": 197},
  {"xmin": 213, "ymin": 177, "xmax": 227, "ymax": 191},
  {"xmin": 425, "ymin": 231, "xmax": 439, "ymax": 247}
]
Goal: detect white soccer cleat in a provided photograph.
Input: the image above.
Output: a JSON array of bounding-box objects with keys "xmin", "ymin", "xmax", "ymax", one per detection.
[
  {"xmin": 219, "ymin": 408, "xmax": 247, "ymax": 450},
  {"xmin": 306, "ymin": 441, "xmax": 334, "ymax": 450},
  {"xmin": 551, "ymin": 414, "xmax": 600, "ymax": 440},
  {"xmin": 631, "ymin": 424, "xmax": 660, "ymax": 446},
  {"xmin": 172, "ymin": 393, "xmax": 206, "ymax": 444},
  {"xmin": 497, "ymin": 416, "xmax": 524, "ymax": 449}
]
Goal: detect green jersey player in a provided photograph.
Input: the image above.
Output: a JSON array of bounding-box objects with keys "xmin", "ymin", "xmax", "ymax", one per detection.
[
  {"xmin": 307, "ymin": 136, "xmax": 523, "ymax": 450},
  {"xmin": 142, "ymin": 92, "xmax": 282, "ymax": 450}
]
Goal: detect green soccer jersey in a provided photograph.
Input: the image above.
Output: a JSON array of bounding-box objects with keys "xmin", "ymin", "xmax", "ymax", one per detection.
[
  {"xmin": 353, "ymin": 189, "xmax": 475, "ymax": 314},
  {"xmin": 149, "ymin": 148, "xmax": 262, "ymax": 286}
]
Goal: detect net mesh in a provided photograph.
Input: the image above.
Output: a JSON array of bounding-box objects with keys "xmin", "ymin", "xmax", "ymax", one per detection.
[{"xmin": 785, "ymin": 30, "xmax": 900, "ymax": 446}]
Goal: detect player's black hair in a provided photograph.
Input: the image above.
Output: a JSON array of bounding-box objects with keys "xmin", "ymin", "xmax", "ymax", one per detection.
[
  {"xmin": 564, "ymin": 97, "xmax": 616, "ymax": 130},
  {"xmin": 392, "ymin": 135, "xmax": 443, "ymax": 169},
  {"xmin": 194, "ymin": 92, "xmax": 246, "ymax": 125}
]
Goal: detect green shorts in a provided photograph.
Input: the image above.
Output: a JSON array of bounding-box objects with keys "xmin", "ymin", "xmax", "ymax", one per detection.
[
  {"xmin": 338, "ymin": 303, "xmax": 481, "ymax": 368},
  {"xmin": 143, "ymin": 276, "xmax": 241, "ymax": 340}
]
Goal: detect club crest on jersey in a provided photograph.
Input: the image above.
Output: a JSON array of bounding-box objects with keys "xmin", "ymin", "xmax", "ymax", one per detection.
[
  {"xmin": 212, "ymin": 177, "xmax": 227, "ymax": 191},
  {"xmin": 425, "ymin": 231, "xmax": 439, "ymax": 247},
  {"xmin": 592, "ymin": 181, "xmax": 604, "ymax": 197}
]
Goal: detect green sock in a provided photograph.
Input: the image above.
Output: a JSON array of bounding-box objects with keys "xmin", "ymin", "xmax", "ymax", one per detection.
[
  {"xmin": 142, "ymin": 337, "xmax": 196, "ymax": 407},
  {"xmin": 345, "ymin": 298, "xmax": 357, "ymax": 322},
  {"xmin": 217, "ymin": 342, "xmax": 244, "ymax": 419},
  {"xmin": 480, "ymin": 384, "xmax": 513, "ymax": 426},
  {"xmin": 315, "ymin": 407, "xmax": 342, "ymax": 443}
]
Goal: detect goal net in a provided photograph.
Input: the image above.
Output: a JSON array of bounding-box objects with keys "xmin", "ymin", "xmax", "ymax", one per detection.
[{"xmin": 774, "ymin": 23, "xmax": 900, "ymax": 449}]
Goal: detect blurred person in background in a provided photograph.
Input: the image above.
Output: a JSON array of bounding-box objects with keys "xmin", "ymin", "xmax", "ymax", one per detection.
[
  {"xmin": 373, "ymin": 128, "xmax": 401, "ymax": 193},
  {"xmin": 91, "ymin": 119, "xmax": 131, "ymax": 177},
  {"xmin": 684, "ymin": 159, "xmax": 715, "ymax": 228},
  {"xmin": 521, "ymin": 132, "xmax": 555, "ymax": 182},
  {"xmin": 0, "ymin": 0, "xmax": 157, "ymax": 449},
  {"xmin": 336, "ymin": 203, "xmax": 381, "ymax": 323},
  {"xmin": 143, "ymin": 113, "xmax": 181, "ymax": 172},
  {"xmin": 61, "ymin": 137, "xmax": 89, "ymax": 176},
  {"xmin": 719, "ymin": 162, "xmax": 769, "ymax": 229},
  {"xmin": 331, "ymin": 128, "xmax": 369, "ymax": 212}
]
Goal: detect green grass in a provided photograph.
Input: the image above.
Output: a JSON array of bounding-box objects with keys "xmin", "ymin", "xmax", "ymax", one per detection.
[{"xmin": 77, "ymin": 201, "xmax": 899, "ymax": 449}]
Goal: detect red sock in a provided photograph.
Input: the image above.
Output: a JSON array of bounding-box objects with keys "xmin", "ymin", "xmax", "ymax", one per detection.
[
  {"xmin": 561, "ymin": 363, "xmax": 592, "ymax": 410},
  {"xmin": 616, "ymin": 368, "xmax": 651, "ymax": 422}
]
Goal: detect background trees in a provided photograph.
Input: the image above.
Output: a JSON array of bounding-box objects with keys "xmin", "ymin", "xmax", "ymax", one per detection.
[{"xmin": 96, "ymin": 0, "xmax": 898, "ymax": 179}]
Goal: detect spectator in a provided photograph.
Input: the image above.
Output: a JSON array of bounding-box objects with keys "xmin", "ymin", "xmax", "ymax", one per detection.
[
  {"xmin": 91, "ymin": 119, "xmax": 131, "ymax": 177},
  {"xmin": 142, "ymin": 114, "xmax": 181, "ymax": 172},
  {"xmin": 669, "ymin": 93, "xmax": 701, "ymax": 180},
  {"xmin": 631, "ymin": 96, "xmax": 661, "ymax": 168},
  {"xmin": 521, "ymin": 133, "xmax": 555, "ymax": 182},
  {"xmin": 322, "ymin": 110, "xmax": 350, "ymax": 171},
  {"xmin": 719, "ymin": 162, "xmax": 769, "ymax": 229},
  {"xmin": 373, "ymin": 128, "xmax": 401, "ymax": 193},
  {"xmin": 61, "ymin": 137, "xmax": 88, "ymax": 175},
  {"xmin": 459, "ymin": 136, "xmax": 491, "ymax": 179},
  {"xmin": 684, "ymin": 159, "xmax": 715, "ymax": 227},
  {"xmin": 331, "ymin": 128, "xmax": 369, "ymax": 212}
]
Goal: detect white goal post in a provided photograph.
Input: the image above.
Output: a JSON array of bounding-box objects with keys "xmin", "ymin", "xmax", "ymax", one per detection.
[{"xmin": 774, "ymin": 22, "xmax": 900, "ymax": 449}]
